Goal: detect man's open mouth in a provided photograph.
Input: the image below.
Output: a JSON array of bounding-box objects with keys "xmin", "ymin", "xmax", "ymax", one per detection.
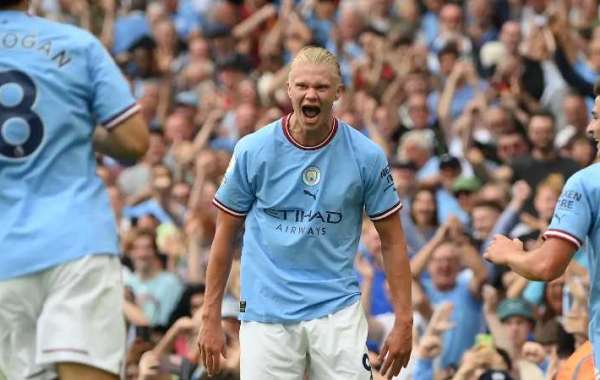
[{"xmin": 301, "ymin": 105, "xmax": 321, "ymax": 118}]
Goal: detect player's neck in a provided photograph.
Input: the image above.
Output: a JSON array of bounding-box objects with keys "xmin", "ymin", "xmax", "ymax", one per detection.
[{"xmin": 289, "ymin": 114, "xmax": 334, "ymax": 147}]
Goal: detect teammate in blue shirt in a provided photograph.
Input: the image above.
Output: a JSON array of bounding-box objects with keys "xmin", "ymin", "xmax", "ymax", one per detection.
[
  {"xmin": 484, "ymin": 81, "xmax": 600, "ymax": 378},
  {"xmin": 198, "ymin": 46, "xmax": 413, "ymax": 380},
  {"xmin": 0, "ymin": 1, "xmax": 148, "ymax": 379}
]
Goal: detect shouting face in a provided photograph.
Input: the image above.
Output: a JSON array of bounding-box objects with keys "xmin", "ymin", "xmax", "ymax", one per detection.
[{"xmin": 287, "ymin": 62, "xmax": 342, "ymax": 132}]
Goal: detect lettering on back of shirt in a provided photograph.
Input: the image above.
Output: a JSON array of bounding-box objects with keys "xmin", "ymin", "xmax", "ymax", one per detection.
[{"xmin": 1, "ymin": 32, "xmax": 72, "ymax": 68}]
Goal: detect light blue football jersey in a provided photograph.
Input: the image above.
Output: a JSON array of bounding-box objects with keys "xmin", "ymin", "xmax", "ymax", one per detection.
[
  {"xmin": 0, "ymin": 11, "xmax": 139, "ymax": 280},
  {"xmin": 543, "ymin": 162, "xmax": 600, "ymax": 367},
  {"xmin": 214, "ymin": 115, "xmax": 402, "ymax": 323}
]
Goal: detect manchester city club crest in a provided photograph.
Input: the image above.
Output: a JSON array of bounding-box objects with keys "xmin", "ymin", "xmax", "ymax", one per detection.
[{"xmin": 302, "ymin": 166, "xmax": 320, "ymax": 186}]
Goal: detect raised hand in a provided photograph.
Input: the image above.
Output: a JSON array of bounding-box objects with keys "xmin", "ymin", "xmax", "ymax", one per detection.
[
  {"xmin": 512, "ymin": 180, "xmax": 532, "ymax": 204},
  {"xmin": 427, "ymin": 302, "xmax": 455, "ymax": 335},
  {"xmin": 522, "ymin": 341, "xmax": 546, "ymax": 365},
  {"xmin": 416, "ymin": 335, "xmax": 443, "ymax": 359}
]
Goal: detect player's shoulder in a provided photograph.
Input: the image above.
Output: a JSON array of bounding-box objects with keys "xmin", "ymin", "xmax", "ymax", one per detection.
[
  {"xmin": 568, "ymin": 162, "xmax": 600, "ymax": 188},
  {"xmin": 234, "ymin": 117, "xmax": 281, "ymax": 154},
  {"xmin": 338, "ymin": 119, "xmax": 387, "ymax": 159}
]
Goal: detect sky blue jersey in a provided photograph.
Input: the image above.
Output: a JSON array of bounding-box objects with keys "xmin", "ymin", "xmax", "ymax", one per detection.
[
  {"xmin": 0, "ymin": 11, "xmax": 140, "ymax": 280},
  {"xmin": 543, "ymin": 162, "xmax": 600, "ymax": 366},
  {"xmin": 214, "ymin": 115, "xmax": 402, "ymax": 323}
]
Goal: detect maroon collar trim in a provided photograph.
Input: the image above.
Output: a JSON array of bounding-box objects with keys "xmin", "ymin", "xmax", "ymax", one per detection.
[{"xmin": 282, "ymin": 114, "xmax": 338, "ymax": 150}]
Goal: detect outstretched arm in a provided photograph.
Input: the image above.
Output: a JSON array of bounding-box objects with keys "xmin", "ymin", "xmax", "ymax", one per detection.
[{"xmin": 484, "ymin": 235, "xmax": 576, "ymax": 281}]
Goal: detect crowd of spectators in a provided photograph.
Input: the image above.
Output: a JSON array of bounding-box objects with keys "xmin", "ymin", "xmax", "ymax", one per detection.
[{"xmin": 28, "ymin": 0, "xmax": 600, "ymax": 378}]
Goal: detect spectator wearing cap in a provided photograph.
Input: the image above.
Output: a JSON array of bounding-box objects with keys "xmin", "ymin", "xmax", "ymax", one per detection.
[
  {"xmin": 494, "ymin": 298, "xmax": 550, "ymax": 380},
  {"xmin": 495, "ymin": 298, "xmax": 536, "ymax": 360},
  {"xmin": 453, "ymin": 176, "xmax": 482, "ymax": 225}
]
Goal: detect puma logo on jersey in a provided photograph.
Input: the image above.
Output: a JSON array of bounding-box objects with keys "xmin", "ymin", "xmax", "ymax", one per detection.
[
  {"xmin": 304, "ymin": 189, "xmax": 317, "ymax": 200},
  {"xmin": 554, "ymin": 213, "xmax": 563, "ymax": 224}
]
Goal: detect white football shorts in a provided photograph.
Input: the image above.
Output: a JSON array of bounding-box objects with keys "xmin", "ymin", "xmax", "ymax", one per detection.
[
  {"xmin": 0, "ymin": 255, "xmax": 125, "ymax": 380},
  {"xmin": 239, "ymin": 301, "xmax": 373, "ymax": 380}
]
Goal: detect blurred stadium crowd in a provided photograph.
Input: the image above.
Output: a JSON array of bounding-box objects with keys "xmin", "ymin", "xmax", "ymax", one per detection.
[{"xmin": 25, "ymin": 0, "xmax": 600, "ymax": 378}]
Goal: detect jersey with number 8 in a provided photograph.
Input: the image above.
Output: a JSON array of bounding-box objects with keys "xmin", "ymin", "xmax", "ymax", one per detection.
[{"xmin": 0, "ymin": 11, "xmax": 139, "ymax": 280}]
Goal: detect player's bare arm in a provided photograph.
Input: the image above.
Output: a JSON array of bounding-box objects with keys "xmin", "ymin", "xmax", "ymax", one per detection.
[
  {"xmin": 484, "ymin": 235, "xmax": 576, "ymax": 281},
  {"xmin": 93, "ymin": 112, "xmax": 149, "ymax": 161},
  {"xmin": 373, "ymin": 212, "xmax": 412, "ymax": 379},
  {"xmin": 198, "ymin": 209, "xmax": 244, "ymax": 376}
]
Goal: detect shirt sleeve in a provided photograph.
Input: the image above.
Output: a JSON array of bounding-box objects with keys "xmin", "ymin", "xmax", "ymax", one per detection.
[
  {"xmin": 543, "ymin": 174, "xmax": 591, "ymax": 249},
  {"xmin": 364, "ymin": 149, "xmax": 402, "ymax": 221},
  {"xmin": 213, "ymin": 143, "xmax": 256, "ymax": 217},
  {"xmin": 87, "ymin": 37, "xmax": 140, "ymax": 129}
]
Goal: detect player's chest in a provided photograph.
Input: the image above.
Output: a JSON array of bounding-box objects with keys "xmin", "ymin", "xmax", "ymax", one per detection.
[{"xmin": 252, "ymin": 153, "xmax": 363, "ymax": 210}]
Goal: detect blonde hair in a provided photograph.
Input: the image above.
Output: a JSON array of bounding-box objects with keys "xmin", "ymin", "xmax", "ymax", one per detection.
[{"xmin": 289, "ymin": 46, "xmax": 342, "ymax": 84}]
